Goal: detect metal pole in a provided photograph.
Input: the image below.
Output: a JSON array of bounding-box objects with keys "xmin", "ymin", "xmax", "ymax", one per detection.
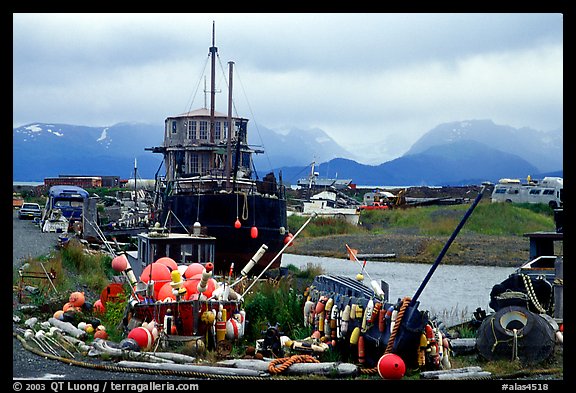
[
  {"xmin": 241, "ymin": 213, "xmax": 317, "ymax": 296},
  {"xmin": 409, "ymin": 185, "xmax": 487, "ymax": 307}
]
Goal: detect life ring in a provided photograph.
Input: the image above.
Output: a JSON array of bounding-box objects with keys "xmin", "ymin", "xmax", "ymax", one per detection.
[{"xmin": 476, "ymin": 306, "xmax": 556, "ymax": 364}]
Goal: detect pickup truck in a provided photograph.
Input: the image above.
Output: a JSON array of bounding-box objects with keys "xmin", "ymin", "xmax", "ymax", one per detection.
[{"xmin": 18, "ymin": 202, "xmax": 43, "ymax": 220}]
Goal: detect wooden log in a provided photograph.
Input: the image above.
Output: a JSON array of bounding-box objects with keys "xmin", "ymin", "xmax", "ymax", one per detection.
[
  {"xmin": 436, "ymin": 371, "xmax": 492, "ymax": 380},
  {"xmin": 89, "ymin": 340, "xmax": 175, "ymax": 363},
  {"xmin": 116, "ymin": 361, "xmax": 267, "ymax": 377},
  {"xmin": 449, "ymin": 338, "xmax": 477, "ymax": 355},
  {"xmin": 48, "ymin": 318, "xmax": 86, "ymax": 339},
  {"xmin": 219, "ymin": 358, "xmax": 359, "ymax": 377},
  {"xmin": 421, "ymin": 366, "xmax": 488, "ymax": 379}
]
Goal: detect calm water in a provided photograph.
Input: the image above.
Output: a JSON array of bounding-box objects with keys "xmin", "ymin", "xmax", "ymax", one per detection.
[{"xmin": 281, "ymin": 253, "xmax": 515, "ymax": 326}]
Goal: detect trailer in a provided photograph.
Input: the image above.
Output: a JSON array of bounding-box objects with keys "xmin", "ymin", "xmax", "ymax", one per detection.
[{"xmin": 490, "ymin": 176, "xmax": 563, "ymax": 208}]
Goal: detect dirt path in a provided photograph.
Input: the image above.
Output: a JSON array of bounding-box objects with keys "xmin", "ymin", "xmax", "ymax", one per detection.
[{"xmin": 287, "ymin": 232, "xmax": 533, "ymax": 268}]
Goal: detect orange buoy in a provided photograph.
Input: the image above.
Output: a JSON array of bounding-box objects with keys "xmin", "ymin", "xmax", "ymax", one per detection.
[
  {"xmin": 358, "ymin": 335, "xmax": 365, "ymax": 364},
  {"xmin": 93, "ymin": 299, "xmax": 105, "ymax": 314},
  {"xmin": 94, "ymin": 329, "xmax": 108, "ymax": 340},
  {"xmin": 157, "ymin": 282, "xmax": 176, "ymax": 301},
  {"xmin": 140, "ymin": 263, "xmax": 172, "ymax": 297},
  {"xmin": 155, "ymin": 257, "xmax": 178, "ymax": 271},
  {"xmin": 284, "ymin": 233, "xmax": 294, "ymax": 246},
  {"xmin": 111, "ymin": 254, "xmax": 128, "ymax": 272},
  {"xmin": 68, "ymin": 291, "xmax": 85, "ymax": 307},
  {"xmin": 184, "ymin": 263, "xmax": 204, "ymax": 279}
]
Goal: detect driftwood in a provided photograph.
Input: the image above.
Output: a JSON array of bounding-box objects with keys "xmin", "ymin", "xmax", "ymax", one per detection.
[
  {"xmin": 89, "ymin": 340, "xmax": 175, "ymax": 363},
  {"xmin": 449, "ymin": 338, "xmax": 477, "ymax": 355},
  {"xmin": 115, "ymin": 360, "xmax": 267, "ymax": 377},
  {"xmin": 420, "ymin": 366, "xmax": 492, "ymax": 380},
  {"xmin": 59, "ymin": 334, "xmax": 92, "ymax": 353},
  {"xmin": 89, "ymin": 339, "xmax": 197, "ymax": 363},
  {"xmin": 48, "ymin": 318, "xmax": 86, "ymax": 339},
  {"xmin": 219, "ymin": 358, "xmax": 359, "ymax": 377}
]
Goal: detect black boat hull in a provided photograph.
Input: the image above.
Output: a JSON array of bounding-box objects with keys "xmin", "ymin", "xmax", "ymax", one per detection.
[{"xmin": 161, "ymin": 193, "xmax": 288, "ymax": 275}]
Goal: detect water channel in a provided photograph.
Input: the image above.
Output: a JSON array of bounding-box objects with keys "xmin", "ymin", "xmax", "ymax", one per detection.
[{"xmin": 281, "ymin": 253, "xmax": 516, "ymax": 326}]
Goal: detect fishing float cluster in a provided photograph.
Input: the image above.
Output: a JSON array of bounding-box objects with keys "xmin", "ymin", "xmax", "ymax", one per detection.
[{"xmin": 107, "ymin": 250, "xmax": 265, "ymax": 352}]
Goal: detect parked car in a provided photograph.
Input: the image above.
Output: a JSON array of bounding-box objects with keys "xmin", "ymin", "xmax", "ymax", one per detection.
[{"xmin": 18, "ymin": 202, "xmax": 42, "ymax": 220}]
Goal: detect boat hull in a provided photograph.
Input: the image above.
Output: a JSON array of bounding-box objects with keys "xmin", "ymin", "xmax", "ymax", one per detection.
[{"xmin": 161, "ymin": 193, "xmax": 288, "ymax": 275}]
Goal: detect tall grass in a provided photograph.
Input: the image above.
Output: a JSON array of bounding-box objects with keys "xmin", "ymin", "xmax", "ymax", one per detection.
[{"xmin": 289, "ymin": 202, "xmax": 556, "ymax": 238}]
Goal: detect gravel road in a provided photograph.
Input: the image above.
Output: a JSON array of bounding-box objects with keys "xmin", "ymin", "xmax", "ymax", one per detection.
[{"xmin": 11, "ymin": 210, "xmax": 204, "ymax": 381}]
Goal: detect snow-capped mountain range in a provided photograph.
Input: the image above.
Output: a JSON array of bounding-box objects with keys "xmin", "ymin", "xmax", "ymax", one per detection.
[{"xmin": 13, "ymin": 119, "xmax": 562, "ymax": 186}]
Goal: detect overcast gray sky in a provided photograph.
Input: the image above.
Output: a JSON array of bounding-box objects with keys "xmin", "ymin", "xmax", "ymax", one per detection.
[{"xmin": 13, "ymin": 13, "xmax": 563, "ymax": 164}]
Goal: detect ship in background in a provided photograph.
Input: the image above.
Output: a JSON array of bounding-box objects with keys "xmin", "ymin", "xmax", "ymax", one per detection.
[{"xmin": 147, "ymin": 23, "xmax": 289, "ymax": 275}]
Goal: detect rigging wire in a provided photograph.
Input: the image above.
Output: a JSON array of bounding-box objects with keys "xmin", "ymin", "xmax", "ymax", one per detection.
[
  {"xmin": 218, "ymin": 60, "xmax": 275, "ymax": 175},
  {"xmin": 185, "ymin": 54, "xmax": 210, "ymax": 114}
]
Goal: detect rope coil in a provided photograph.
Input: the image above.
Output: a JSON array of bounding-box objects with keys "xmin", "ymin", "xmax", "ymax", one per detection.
[{"xmin": 268, "ymin": 354, "xmax": 319, "ymax": 374}]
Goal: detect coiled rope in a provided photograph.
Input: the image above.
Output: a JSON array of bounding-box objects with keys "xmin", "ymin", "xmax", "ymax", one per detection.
[{"xmin": 268, "ymin": 354, "xmax": 319, "ymax": 374}]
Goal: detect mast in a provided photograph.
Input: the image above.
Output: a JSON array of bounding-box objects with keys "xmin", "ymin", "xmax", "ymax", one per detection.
[
  {"xmin": 209, "ymin": 21, "xmax": 217, "ymax": 146},
  {"xmin": 226, "ymin": 61, "xmax": 234, "ymax": 190}
]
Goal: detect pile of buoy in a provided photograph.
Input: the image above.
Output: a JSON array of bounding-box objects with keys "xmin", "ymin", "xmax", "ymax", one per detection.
[
  {"xmin": 49, "ymin": 290, "xmax": 109, "ymax": 341},
  {"xmin": 109, "ymin": 254, "xmax": 248, "ymax": 351},
  {"xmin": 302, "ymin": 285, "xmax": 452, "ymax": 379}
]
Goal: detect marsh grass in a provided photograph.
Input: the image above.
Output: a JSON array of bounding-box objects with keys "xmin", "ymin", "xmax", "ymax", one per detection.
[{"xmin": 291, "ymin": 202, "xmax": 556, "ymax": 238}]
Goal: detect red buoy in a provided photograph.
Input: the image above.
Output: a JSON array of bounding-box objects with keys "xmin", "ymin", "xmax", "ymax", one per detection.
[
  {"xmin": 250, "ymin": 226, "xmax": 258, "ymax": 239},
  {"xmin": 377, "ymin": 353, "xmax": 406, "ymax": 379},
  {"xmin": 284, "ymin": 233, "xmax": 294, "ymax": 246},
  {"xmin": 234, "ymin": 219, "xmax": 241, "ymax": 229}
]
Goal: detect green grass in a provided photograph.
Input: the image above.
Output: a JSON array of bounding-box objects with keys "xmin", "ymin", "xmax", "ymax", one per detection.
[{"xmin": 289, "ymin": 201, "xmax": 556, "ymax": 238}]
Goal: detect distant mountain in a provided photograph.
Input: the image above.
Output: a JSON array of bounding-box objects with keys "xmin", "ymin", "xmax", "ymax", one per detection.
[
  {"xmin": 250, "ymin": 125, "xmax": 355, "ymax": 172},
  {"xmin": 12, "ymin": 119, "xmax": 563, "ymax": 186},
  {"xmin": 405, "ymin": 119, "xmax": 563, "ymax": 173},
  {"xmin": 13, "ymin": 122, "xmax": 164, "ymax": 181},
  {"xmin": 278, "ymin": 141, "xmax": 546, "ymax": 187},
  {"xmin": 12, "ymin": 122, "xmax": 356, "ymax": 182}
]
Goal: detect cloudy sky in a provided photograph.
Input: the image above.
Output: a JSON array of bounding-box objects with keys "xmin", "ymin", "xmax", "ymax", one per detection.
[{"xmin": 13, "ymin": 13, "xmax": 563, "ymax": 164}]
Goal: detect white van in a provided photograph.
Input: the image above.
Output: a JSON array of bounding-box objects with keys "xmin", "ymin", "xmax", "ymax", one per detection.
[{"xmin": 491, "ymin": 177, "xmax": 563, "ymax": 209}]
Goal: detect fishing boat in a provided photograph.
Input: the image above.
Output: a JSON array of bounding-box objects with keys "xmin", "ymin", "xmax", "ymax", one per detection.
[
  {"xmin": 291, "ymin": 161, "xmax": 361, "ymax": 224},
  {"xmin": 147, "ymin": 24, "xmax": 289, "ymax": 276}
]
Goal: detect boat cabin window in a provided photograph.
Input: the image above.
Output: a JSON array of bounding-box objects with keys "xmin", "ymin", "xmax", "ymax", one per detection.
[
  {"xmin": 199, "ymin": 121, "xmax": 208, "ymax": 139},
  {"xmin": 215, "ymin": 121, "xmax": 221, "ymax": 140},
  {"xmin": 542, "ymin": 189, "xmax": 555, "ymax": 195},
  {"xmin": 187, "ymin": 121, "xmax": 197, "ymax": 139},
  {"xmin": 529, "ymin": 189, "xmax": 542, "ymax": 195},
  {"xmin": 137, "ymin": 235, "xmax": 215, "ymax": 266},
  {"xmin": 494, "ymin": 188, "xmax": 507, "ymax": 194}
]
